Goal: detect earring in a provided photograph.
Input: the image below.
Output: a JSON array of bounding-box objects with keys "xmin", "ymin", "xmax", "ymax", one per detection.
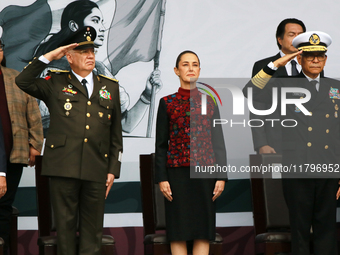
[{"xmin": 69, "ymin": 20, "xmax": 79, "ymax": 32}]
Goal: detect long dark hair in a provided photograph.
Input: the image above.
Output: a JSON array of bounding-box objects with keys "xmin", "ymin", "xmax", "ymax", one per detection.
[{"xmin": 34, "ymin": 0, "xmax": 99, "ymax": 57}]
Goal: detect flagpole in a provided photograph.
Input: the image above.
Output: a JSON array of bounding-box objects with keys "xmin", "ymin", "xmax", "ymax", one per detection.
[{"xmin": 146, "ymin": 0, "xmax": 166, "ymax": 138}]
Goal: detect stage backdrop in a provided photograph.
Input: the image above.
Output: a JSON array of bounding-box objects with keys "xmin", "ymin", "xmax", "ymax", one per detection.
[{"xmin": 1, "ymin": 0, "xmax": 340, "ymax": 254}]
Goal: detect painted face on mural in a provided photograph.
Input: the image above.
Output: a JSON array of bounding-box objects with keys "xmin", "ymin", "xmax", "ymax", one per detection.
[{"xmin": 83, "ymin": 7, "xmax": 105, "ymax": 46}]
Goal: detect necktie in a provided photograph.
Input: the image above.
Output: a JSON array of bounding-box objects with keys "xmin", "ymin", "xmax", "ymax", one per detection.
[
  {"xmin": 310, "ymin": 80, "xmax": 318, "ymax": 99},
  {"xmin": 81, "ymin": 79, "xmax": 88, "ymax": 97},
  {"xmin": 291, "ymin": 60, "xmax": 299, "ymax": 76}
]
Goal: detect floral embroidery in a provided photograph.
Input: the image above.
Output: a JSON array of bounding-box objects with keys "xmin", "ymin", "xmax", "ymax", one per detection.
[{"xmin": 163, "ymin": 89, "xmax": 216, "ymax": 167}]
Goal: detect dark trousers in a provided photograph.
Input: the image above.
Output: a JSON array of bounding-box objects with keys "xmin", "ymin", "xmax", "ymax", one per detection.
[
  {"xmin": 0, "ymin": 163, "xmax": 23, "ymax": 253},
  {"xmin": 282, "ymin": 178, "xmax": 338, "ymax": 255},
  {"xmin": 50, "ymin": 177, "xmax": 106, "ymax": 255}
]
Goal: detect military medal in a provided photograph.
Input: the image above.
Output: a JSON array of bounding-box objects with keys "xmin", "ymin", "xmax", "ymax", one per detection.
[
  {"xmin": 98, "ymin": 112, "xmax": 103, "ymax": 118},
  {"xmin": 335, "ymin": 111, "xmax": 338, "ymax": 118},
  {"xmin": 64, "ymin": 102, "xmax": 72, "ymax": 110},
  {"xmin": 62, "ymin": 87, "xmax": 77, "ymax": 96},
  {"xmin": 99, "ymin": 87, "xmax": 112, "ymax": 100},
  {"xmin": 329, "ymin": 87, "xmax": 340, "ymax": 99},
  {"xmin": 108, "ymin": 114, "xmax": 111, "ymax": 120},
  {"xmin": 335, "ymin": 104, "xmax": 339, "ymax": 111}
]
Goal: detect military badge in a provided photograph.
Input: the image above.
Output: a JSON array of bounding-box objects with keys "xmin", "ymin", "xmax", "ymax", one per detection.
[
  {"xmin": 335, "ymin": 104, "xmax": 339, "ymax": 111},
  {"xmin": 99, "ymin": 88, "xmax": 112, "ymax": 100},
  {"xmin": 62, "ymin": 87, "xmax": 77, "ymax": 96},
  {"xmin": 98, "ymin": 112, "xmax": 103, "ymax": 118},
  {"xmin": 64, "ymin": 102, "xmax": 72, "ymax": 111},
  {"xmin": 335, "ymin": 112, "xmax": 338, "ymax": 118},
  {"xmin": 309, "ymin": 33, "xmax": 320, "ymax": 45},
  {"xmin": 329, "ymin": 87, "xmax": 340, "ymax": 99},
  {"xmin": 85, "ymin": 27, "xmax": 92, "ymax": 41}
]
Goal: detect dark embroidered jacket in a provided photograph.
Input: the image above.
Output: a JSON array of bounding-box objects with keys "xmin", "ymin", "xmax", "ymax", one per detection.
[{"xmin": 162, "ymin": 87, "xmax": 216, "ymax": 167}]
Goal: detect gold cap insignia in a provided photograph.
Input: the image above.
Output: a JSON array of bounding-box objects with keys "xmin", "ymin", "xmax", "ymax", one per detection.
[{"xmin": 309, "ymin": 34, "xmax": 320, "ymax": 45}]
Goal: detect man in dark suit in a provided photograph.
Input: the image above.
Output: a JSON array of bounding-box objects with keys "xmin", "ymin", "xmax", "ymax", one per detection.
[
  {"xmin": 250, "ymin": 18, "xmax": 305, "ymax": 154},
  {"xmin": 16, "ymin": 27, "xmax": 123, "ymax": 255},
  {"xmin": 244, "ymin": 31, "xmax": 339, "ymax": 255}
]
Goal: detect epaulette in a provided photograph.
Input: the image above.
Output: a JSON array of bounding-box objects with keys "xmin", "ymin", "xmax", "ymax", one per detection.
[
  {"xmin": 98, "ymin": 74, "xmax": 119, "ymax": 83},
  {"xmin": 48, "ymin": 69, "xmax": 70, "ymax": 74}
]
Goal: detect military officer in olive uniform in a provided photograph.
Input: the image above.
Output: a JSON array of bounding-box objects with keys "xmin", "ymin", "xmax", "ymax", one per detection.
[
  {"xmin": 15, "ymin": 26, "xmax": 123, "ymax": 255},
  {"xmin": 244, "ymin": 31, "xmax": 340, "ymax": 255}
]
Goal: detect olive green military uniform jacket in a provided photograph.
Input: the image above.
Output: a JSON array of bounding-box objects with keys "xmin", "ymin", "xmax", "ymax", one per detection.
[{"xmin": 15, "ymin": 58, "xmax": 123, "ymax": 183}]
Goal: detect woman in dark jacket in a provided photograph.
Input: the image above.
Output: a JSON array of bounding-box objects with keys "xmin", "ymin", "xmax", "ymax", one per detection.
[{"xmin": 155, "ymin": 50, "xmax": 227, "ymax": 255}]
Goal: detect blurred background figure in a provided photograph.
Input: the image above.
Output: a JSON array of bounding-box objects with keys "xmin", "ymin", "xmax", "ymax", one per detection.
[{"xmin": 0, "ymin": 39, "xmax": 43, "ymax": 255}]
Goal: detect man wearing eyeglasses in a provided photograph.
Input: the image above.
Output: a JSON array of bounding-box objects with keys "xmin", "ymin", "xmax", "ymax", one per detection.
[
  {"xmin": 15, "ymin": 26, "xmax": 123, "ymax": 255},
  {"xmin": 244, "ymin": 31, "xmax": 340, "ymax": 255}
]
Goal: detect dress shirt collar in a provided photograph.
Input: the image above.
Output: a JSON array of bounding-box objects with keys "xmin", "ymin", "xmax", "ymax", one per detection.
[
  {"xmin": 280, "ymin": 50, "xmax": 301, "ymax": 76},
  {"xmin": 71, "ymin": 71, "xmax": 94, "ymax": 98},
  {"xmin": 302, "ymin": 71, "xmax": 320, "ymax": 83},
  {"xmin": 71, "ymin": 71, "xmax": 93, "ymax": 85}
]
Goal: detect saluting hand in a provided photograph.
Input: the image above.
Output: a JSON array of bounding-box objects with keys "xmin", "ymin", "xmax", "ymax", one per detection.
[
  {"xmin": 159, "ymin": 181, "xmax": 173, "ymax": 202},
  {"xmin": 43, "ymin": 43, "xmax": 79, "ymax": 62},
  {"xmin": 273, "ymin": 50, "xmax": 302, "ymax": 68}
]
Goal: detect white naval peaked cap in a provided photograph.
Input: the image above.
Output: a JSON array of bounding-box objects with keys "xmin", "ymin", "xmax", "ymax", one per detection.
[{"xmin": 292, "ymin": 31, "xmax": 332, "ymax": 52}]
